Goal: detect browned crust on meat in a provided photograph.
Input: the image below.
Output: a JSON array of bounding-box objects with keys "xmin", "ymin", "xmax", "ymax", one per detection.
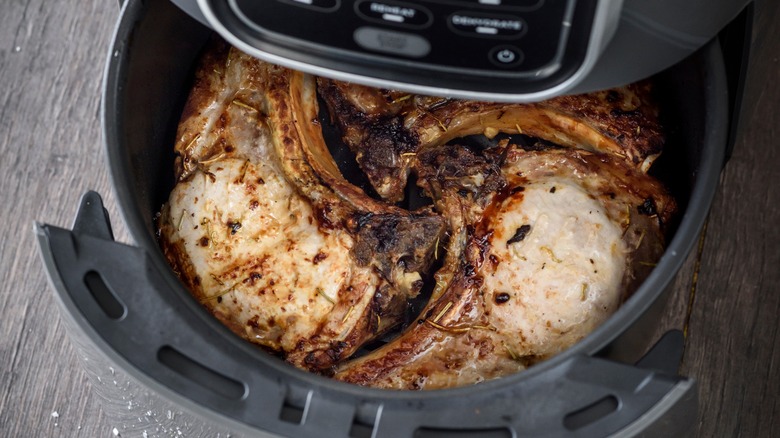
[
  {"xmin": 159, "ymin": 204, "xmax": 203, "ymax": 295},
  {"xmin": 159, "ymin": 42, "xmax": 446, "ymax": 372},
  {"xmin": 543, "ymin": 82, "xmax": 664, "ymax": 168},
  {"xmin": 318, "ymin": 78, "xmax": 665, "ymax": 202},
  {"xmin": 334, "ymin": 146, "xmax": 675, "ymax": 388},
  {"xmin": 261, "ymin": 64, "xmax": 446, "ymax": 297},
  {"xmin": 317, "ymin": 78, "xmax": 422, "ymax": 202},
  {"xmin": 162, "ymin": 40, "xmax": 676, "ymax": 386},
  {"xmin": 173, "ymin": 39, "xmax": 232, "ymax": 181}
]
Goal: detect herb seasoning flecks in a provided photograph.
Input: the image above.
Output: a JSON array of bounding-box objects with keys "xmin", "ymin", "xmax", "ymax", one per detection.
[
  {"xmin": 494, "ymin": 292, "xmax": 511, "ymax": 304},
  {"xmin": 507, "ymin": 224, "xmax": 532, "ymax": 246}
]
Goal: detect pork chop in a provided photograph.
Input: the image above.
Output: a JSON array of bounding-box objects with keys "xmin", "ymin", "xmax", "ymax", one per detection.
[
  {"xmin": 334, "ymin": 143, "xmax": 675, "ymax": 388},
  {"xmin": 318, "ymin": 78, "xmax": 663, "ymax": 202},
  {"xmin": 159, "ymin": 41, "xmax": 444, "ymax": 371}
]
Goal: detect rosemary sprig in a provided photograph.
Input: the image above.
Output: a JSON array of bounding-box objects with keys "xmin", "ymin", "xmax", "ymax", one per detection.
[
  {"xmin": 231, "ymin": 99, "xmax": 258, "ymax": 112},
  {"xmin": 432, "ymin": 301, "xmax": 453, "ymax": 323},
  {"xmin": 635, "ymin": 229, "xmax": 646, "ymax": 249},
  {"xmin": 341, "ymin": 305, "xmax": 354, "ymax": 323},
  {"xmin": 317, "ymin": 287, "xmax": 335, "ymax": 305},
  {"xmin": 184, "ymin": 134, "xmax": 200, "ymax": 152},
  {"xmin": 239, "ymin": 159, "xmax": 250, "ymax": 183},
  {"xmin": 198, "ymin": 152, "xmax": 227, "ymax": 165},
  {"xmin": 176, "ymin": 209, "xmax": 187, "ymax": 231},
  {"xmin": 540, "ymin": 246, "xmax": 562, "ymax": 263},
  {"xmin": 424, "ymin": 319, "xmax": 493, "ymax": 334},
  {"xmin": 424, "ymin": 319, "xmax": 471, "ymax": 333},
  {"xmin": 504, "ymin": 343, "xmax": 520, "ymax": 361},
  {"xmin": 201, "ymin": 279, "xmax": 240, "ymax": 303},
  {"xmin": 392, "ymin": 94, "xmax": 412, "ymax": 104}
]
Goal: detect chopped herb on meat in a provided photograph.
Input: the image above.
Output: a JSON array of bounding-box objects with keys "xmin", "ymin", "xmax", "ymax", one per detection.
[{"xmin": 507, "ymin": 224, "xmax": 531, "ymax": 245}]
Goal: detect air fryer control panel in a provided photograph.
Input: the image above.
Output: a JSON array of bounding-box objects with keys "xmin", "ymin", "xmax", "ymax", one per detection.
[
  {"xmin": 232, "ymin": 0, "xmax": 571, "ymax": 73},
  {"xmin": 200, "ymin": 0, "xmax": 601, "ymax": 96}
]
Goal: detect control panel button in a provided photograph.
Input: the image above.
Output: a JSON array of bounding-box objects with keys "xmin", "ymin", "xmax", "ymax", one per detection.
[
  {"xmin": 277, "ymin": 0, "xmax": 340, "ymax": 12},
  {"xmin": 489, "ymin": 46, "xmax": 524, "ymax": 67},
  {"xmin": 449, "ymin": 12, "xmax": 526, "ymax": 38},
  {"xmin": 473, "ymin": 0, "xmax": 543, "ymax": 7},
  {"xmin": 354, "ymin": 27, "xmax": 431, "ymax": 58},
  {"xmin": 355, "ymin": 1, "xmax": 432, "ymax": 28}
]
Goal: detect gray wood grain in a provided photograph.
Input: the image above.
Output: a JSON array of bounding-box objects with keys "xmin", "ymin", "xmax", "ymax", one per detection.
[
  {"xmin": 0, "ymin": 0, "xmax": 125, "ymax": 436},
  {"xmin": 0, "ymin": 0, "xmax": 778, "ymax": 437},
  {"xmin": 682, "ymin": 1, "xmax": 780, "ymax": 435}
]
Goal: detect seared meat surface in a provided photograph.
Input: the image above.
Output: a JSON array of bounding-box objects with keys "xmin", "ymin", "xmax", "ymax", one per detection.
[
  {"xmin": 318, "ymin": 78, "xmax": 664, "ymax": 202},
  {"xmin": 334, "ymin": 144, "xmax": 674, "ymax": 388},
  {"xmin": 160, "ymin": 40, "xmax": 675, "ymax": 387},
  {"xmin": 159, "ymin": 41, "xmax": 443, "ymax": 371}
]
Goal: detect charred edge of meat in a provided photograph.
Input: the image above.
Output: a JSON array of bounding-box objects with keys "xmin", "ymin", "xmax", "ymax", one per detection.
[
  {"xmin": 318, "ymin": 78, "xmax": 420, "ymax": 200},
  {"xmin": 159, "ymin": 229, "xmax": 202, "ymax": 296},
  {"xmin": 350, "ymin": 282, "xmax": 423, "ymax": 358},
  {"xmin": 303, "ymin": 340, "xmax": 349, "ymax": 373},
  {"xmin": 314, "ymin": 202, "xmax": 337, "ymax": 230},
  {"xmin": 351, "ymin": 213, "xmax": 445, "ymax": 279},
  {"xmin": 337, "ymin": 116, "xmax": 420, "ymax": 203},
  {"xmin": 459, "ymin": 133, "xmax": 562, "ymax": 154},
  {"xmin": 317, "ymin": 97, "xmax": 382, "ymax": 199},
  {"xmin": 316, "ymin": 78, "xmax": 368, "ymax": 128},
  {"xmin": 637, "ymin": 195, "xmax": 675, "ymax": 231},
  {"xmin": 345, "ymin": 211, "xmax": 374, "ymax": 233},
  {"xmin": 299, "ymin": 297, "xmax": 383, "ymax": 372},
  {"xmin": 337, "ymin": 318, "xmax": 448, "ymax": 387},
  {"xmin": 178, "ymin": 37, "xmax": 231, "ymax": 124},
  {"xmin": 416, "ymin": 144, "xmax": 507, "ymax": 203},
  {"xmin": 546, "ymin": 82, "xmax": 665, "ymax": 164}
]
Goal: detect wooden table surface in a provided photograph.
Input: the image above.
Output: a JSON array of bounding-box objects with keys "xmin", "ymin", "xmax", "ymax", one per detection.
[{"xmin": 1, "ymin": 0, "xmax": 778, "ymax": 436}]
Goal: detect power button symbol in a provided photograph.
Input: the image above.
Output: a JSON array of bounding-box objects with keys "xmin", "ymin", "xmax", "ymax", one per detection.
[
  {"xmin": 490, "ymin": 46, "xmax": 523, "ymax": 67},
  {"xmin": 497, "ymin": 49, "xmax": 516, "ymax": 63}
]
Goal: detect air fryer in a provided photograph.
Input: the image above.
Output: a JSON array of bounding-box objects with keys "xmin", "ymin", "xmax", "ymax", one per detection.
[{"xmin": 34, "ymin": 0, "xmax": 753, "ymax": 436}]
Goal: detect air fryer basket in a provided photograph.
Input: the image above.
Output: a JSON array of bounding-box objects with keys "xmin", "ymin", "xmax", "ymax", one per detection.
[{"xmin": 35, "ymin": 0, "xmax": 733, "ymax": 436}]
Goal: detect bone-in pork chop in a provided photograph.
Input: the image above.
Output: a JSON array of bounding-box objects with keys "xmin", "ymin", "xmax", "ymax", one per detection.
[
  {"xmin": 318, "ymin": 78, "xmax": 663, "ymax": 202},
  {"xmin": 159, "ymin": 41, "xmax": 443, "ymax": 371},
  {"xmin": 160, "ymin": 40, "xmax": 674, "ymax": 388},
  {"xmin": 334, "ymin": 143, "xmax": 675, "ymax": 388}
]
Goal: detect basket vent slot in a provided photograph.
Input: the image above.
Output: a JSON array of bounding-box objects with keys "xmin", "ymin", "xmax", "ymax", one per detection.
[
  {"xmin": 563, "ymin": 395, "xmax": 619, "ymax": 430},
  {"xmin": 349, "ymin": 420, "xmax": 375, "ymax": 438},
  {"xmin": 279, "ymin": 402, "xmax": 305, "ymax": 425},
  {"xmin": 84, "ymin": 271, "xmax": 125, "ymax": 320},
  {"xmin": 414, "ymin": 427, "xmax": 512, "ymax": 438},
  {"xmin": 279, "ymin": 390, "xmax": 312, "ymax": 425},
  {"xmin": 157, "ymin": 346, "xmax": 246, "ymax": 400}
]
